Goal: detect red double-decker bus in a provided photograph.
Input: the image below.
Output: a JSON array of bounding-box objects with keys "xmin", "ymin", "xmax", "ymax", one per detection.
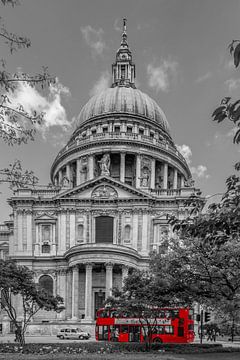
[{"xmin": 96, "ymin": 308, "xmax": 195, "ymax": 344}]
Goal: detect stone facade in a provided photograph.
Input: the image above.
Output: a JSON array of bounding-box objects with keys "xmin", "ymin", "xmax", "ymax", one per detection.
[{"xmin": 0, "ymin": 20, "xmax": 204, "ymax": 335}]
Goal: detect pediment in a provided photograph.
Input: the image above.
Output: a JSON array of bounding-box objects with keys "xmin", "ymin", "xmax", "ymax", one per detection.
[
  {"xmin": 34, "ymin": 212, "xmax": 57, "ymax": 223},
  {"xmin": 55, "ymin": 176, "xmax": 153, "ymax": 201}
]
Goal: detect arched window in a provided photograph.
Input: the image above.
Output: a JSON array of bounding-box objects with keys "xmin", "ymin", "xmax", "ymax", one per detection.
[
  {"xmin": 39, "ymin": 275, "xmax": 53, "ymax": 296},
  {"xmin": 124, "ymin": 225, "xmax": 131, "ymax": 243},
  {"xmin": 77, "ymin": 224, "xmax": 84, "ymax": 243}
]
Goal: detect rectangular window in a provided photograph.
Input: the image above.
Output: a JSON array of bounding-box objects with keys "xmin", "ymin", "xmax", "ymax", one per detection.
[
  {"xmin": 95, "ymin": 216, "xmax": 113, "ymax": 243},
  {"xmin": 114, "ymin": 126, "xmax": 120, "ymax": 133},
  {"xmin": 42, "ymin": 244, "xmax": 50, "ymax": 253},
  {"xmin": 42, "ymin": 225, "xmax": 51, "ymax": 242}
]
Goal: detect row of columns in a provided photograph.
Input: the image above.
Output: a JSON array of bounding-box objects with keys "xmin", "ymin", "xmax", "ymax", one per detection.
[
  {"xmin": 56, "ymin": 154, "xmax": 185, "ymax": 190},
  {"xmin": 57, "ymin": 263, "xmax": 129, "ymax": 322}
]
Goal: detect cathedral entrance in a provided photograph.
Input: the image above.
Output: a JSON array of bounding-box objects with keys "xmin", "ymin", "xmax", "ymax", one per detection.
[{"xmin": 95, "ymin": 290, "xmax": 105, "ymax": 319}]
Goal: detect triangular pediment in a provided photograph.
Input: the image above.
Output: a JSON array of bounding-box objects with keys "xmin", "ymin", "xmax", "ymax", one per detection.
[
  {"xmin": 54, "ymin": 176, "xmax": 153, "ymax": 201},
  {"xmin": 34, "ymin": 212, "xmax": 57, "ymax": 222}
]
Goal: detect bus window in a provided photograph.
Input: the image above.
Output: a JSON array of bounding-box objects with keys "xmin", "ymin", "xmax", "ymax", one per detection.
[
  {"xmin": 165, "ymin": 326, "xmax": 174, "ymax": 334},
  {"xmin": 97, "ymin": 326, "xmax": 109, "ymax": 340},
  {"xmin": 189, "ymin": 309, "xmax": 194, "ymax": 320},
  {"xmin": 121, "ymin": 325, "xmax": 128, "ymax": 334},
  {"xmin": 172, "ymin": 310, "xmax": 179, "ymax": 319},
  {"xmin": 159, "ymin": 310, "xmax": 165, "ymax": 318},
  {"xmin": 110, "ymin": 325, "xmax": 120, "ymax": 341},
  {"xmin": 154, "ymin": 326, "xmax": 164, "ymax": 334},
  {"xmin": 129, "ymin": 326, "xmax": 140, "ymax": 342}
]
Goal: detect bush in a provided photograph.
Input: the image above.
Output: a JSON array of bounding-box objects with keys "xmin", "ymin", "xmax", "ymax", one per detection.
[{"xmin": 0, "ymin": 342, "xmax": 239, "ymax": 355}]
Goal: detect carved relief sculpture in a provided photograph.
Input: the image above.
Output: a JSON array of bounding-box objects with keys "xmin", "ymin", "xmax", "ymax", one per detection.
[
  {"xmin": 92, "ymin": 185, "xmax": 118, "ymax": 199},
  {"xmin": 184, "ymin": 177, "xmax": 195, "ymax": 187},
  {"xmin": 61, "ymin": 176, "xmax": 70, "ymax": 187}
]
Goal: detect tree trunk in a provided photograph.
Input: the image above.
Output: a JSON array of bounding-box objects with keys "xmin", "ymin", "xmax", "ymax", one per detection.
[{"xmin": 231, "ymin": 317, "xmax": 235, "ymax": 342}]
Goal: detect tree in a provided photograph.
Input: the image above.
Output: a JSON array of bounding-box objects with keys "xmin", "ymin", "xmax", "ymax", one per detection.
[
  {"xmin": 0, "ymin": 159, "xmax": 39, "ymax": 189},
  {"xmin": 0, "ymin": 260, "xmax": 64, "ymax": 345},
  {"xmin": 0, "ymin": 0, "xmax": 55, "ymax": 146},
  {"xmin": 105, "ymin": 269, "xmax": 188, "ymax": 350},
  {"xmin": 212, "ymin": 40, "xmax": 240, "ymax": 150},
  {"xmin": 149, "ymin": 173, "xmax": 240, "ymax": 338}
]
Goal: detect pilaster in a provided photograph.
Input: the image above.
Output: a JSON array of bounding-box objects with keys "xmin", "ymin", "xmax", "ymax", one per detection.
[
  {"xmin": 71, "ymin": 266, "xmax": 79, "ymax": 320},
  {"xmin": 163, "ymin": 163, "xmax": 168, "ymax": 189},
  {"xmin": 105, "ymin": 263, "xmax": 113, "ymax": 298},
  {"xmin": 120, "ymin": 152, "xmax": 126, "ymax": 183}
]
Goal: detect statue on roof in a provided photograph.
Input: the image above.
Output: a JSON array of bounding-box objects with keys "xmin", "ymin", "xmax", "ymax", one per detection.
[{"xmin": 98, "ymin": 153, "xmax": 111, "ymax": 176}]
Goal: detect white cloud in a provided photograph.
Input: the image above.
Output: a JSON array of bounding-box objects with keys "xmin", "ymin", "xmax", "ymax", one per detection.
[
  {"xmin": 89, "ymin": 71, "xmax": 110, "ymax": 96},
  {"xmin": 191, "ymin": 165, "xmax": 209, "ymax": 179},
  {"xmin": 81, "ymin": 25, "xmax": 106, "ymax": 56},
  {"xmin": 225, "ymin": 78, "xmax": 240, "ymax": 92},
  {"xmin": 224, "ymin": 59, "xmax": 234, "ymax": 70},
  {"xmin": 6, "ymin": 78, "xmax": 72, "ymax": 139},
  {"xmin": 196, "ymin": 72, "xmax": 212, "ymax": 83},
  {"xmin": 147, "ymin": 59, "xmax": 178, "ymax": 93},
  {"xmin": 177, "ymin": 144, "xmax": 209, "ymax": 179},
  {"xmin": 176, "ymin": 144, "xmax": 192, "ymax": 164}
]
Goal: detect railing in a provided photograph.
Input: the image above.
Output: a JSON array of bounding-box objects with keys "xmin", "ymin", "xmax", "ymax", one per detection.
[
  {"xmin": 56, "ymin": 132, "xmax": 187, "ymax": 165},
  {"xmin": 150, "ymin": 189, "xmax": 182, "ymax": 196}
]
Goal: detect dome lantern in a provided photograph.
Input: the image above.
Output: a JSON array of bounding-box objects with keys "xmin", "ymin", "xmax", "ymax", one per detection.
[{"xmin": 111, "ymin": 18, "xmax": 136, "ymax": 88}]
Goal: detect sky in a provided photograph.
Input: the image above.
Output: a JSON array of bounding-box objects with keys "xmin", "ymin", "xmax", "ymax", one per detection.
[{"xmin": 0, "ymin": 0, "xmax": 240, "ymax": 222}]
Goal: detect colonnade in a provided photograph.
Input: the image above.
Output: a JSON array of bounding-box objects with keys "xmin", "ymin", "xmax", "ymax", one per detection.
[
  {"xmin": 56, "ymin": 263, "xmax": 129, "ymax": 322},
  {"xmin": 55, "ymin": 153, "xmax": 185, "ymax": 190}
]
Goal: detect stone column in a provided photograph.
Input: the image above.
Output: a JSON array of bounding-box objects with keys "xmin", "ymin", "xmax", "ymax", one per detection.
[
  {"xmin": 76, "ymin": 158, "xmax": 81, "ymax": 186},
  {"xmin": 120, "ymin": 153, "xmax": 126, "ymax": 183},
  {"xmin": 58, "ymin": 169, "xmax": 63, "ymax": 186},
  {"xmin": 173, "ymin": 169, "xmax": 178, "ymax": 189},
  {"xmin": 71, "ymin": 266, "xmax": 79, "ymax": 320},
  {"xmin": 163, "ymin": 163, "xmax": 168, "ymax": 189},
  {"xmin": 121, "ymin": 265, "xmax": 129, "ymax": 288},
  {"xmin": 84, "ymin": 263, "xmax": 93, "ymax": 321},
  {"xmin": 105, "ymin": 263, "xmax": 113, "ymax": 298},
  {"xmin": 66, "ymin": 268, "xmax": 72, "ymax": 319},
  {"xmin": 89, "ymin": 155, "xmax": 94, "ymax": 180},
  {"xmin": 181, "ymin": 176, "xmax": 185, "ymax": 188},
  {"xmin": 150, "ymin": 158, "xmax": 156, "ymax": 189},
  {"xmin": 136, "ymin": 154, "xmax": 141, "ymax": 188},
  {"xmin": 66, "ymin": 164, "xmax": 70, "ymax": 182}
]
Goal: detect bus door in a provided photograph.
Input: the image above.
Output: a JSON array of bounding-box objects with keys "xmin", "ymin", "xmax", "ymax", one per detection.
[
  {"xmin": 129, "ymin": 325, "xmax": 141, "ymax": 342},
  {"xmin": 119, "ymin": 325, "xmax": 129, "ymax": 342},
  {"xmin": 97, "ymin": 325, "xmax": 109, "ymax": 340}
]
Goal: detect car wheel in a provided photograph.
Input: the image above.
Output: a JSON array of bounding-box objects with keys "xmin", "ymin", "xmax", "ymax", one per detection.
[
  {"xmin": 79, "ymin": 335, "xmax": 84, "ymax": 340},
  {"xmin": 59, "ymin": 335, "xmax": 64, "ymax": 340}
]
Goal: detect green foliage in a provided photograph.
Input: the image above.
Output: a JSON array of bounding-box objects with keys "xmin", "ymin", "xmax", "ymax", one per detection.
[{"xmin": 0, "ymin": 260, "xmax": 64, "ymax": 345}]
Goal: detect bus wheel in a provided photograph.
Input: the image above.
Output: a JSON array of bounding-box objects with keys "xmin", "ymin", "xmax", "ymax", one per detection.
[{"xmin": 153, "ymin": 338, "xmax": 163, "ymax": 343}]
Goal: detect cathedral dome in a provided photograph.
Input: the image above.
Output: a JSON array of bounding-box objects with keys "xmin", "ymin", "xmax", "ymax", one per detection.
[{"xmin": 75, "ymin": 86, "xmax": 171, "ymax": 136}]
